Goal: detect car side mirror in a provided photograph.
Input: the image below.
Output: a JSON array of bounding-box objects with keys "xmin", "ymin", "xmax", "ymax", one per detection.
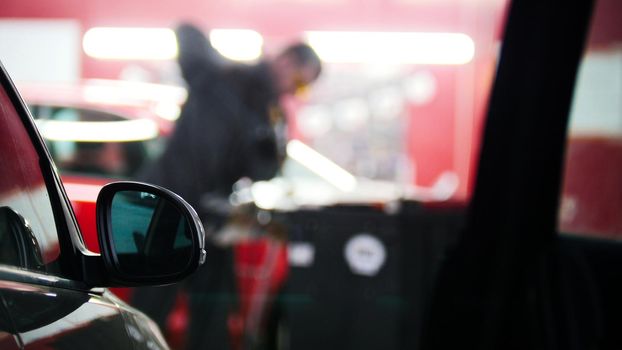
[{"xmin": 96, "ymin": 181, "xmax": 206, "ymax": 286}]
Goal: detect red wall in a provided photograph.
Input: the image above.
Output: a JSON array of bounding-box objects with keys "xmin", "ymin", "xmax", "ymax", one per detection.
[{"xmin": 0, "ymin": 0, "xmax": 505, "ymax": 202}]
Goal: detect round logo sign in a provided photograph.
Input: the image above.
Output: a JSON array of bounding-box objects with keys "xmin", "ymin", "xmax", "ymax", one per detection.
[{"xmin": 344, "ymin": 233, "xmax": 387, "ymax": 276}]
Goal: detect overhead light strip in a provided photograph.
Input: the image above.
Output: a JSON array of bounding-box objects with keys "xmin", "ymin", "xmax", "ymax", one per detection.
[
  {"xmin": 83, "ymin": 27, "xmax": 263, "ymax": 62},
  {"xmin": 35, "ymin": 119, "xmax": 159, "ymax": 142},
  {"xmin": 305, "ymin": 31, "xmax": 475, "ymax": 65},
  {"xmin": 83, "ymin": 27, "xmax": 178, "ymax": 60}
]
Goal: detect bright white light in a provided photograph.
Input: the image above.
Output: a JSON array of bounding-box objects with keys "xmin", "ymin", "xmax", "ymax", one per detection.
[
  {"xmin": 286, "ymin": 140, "xmax": 357, "ymax": 192},
  {"xmin": 35, "ymin": 119, "xmax": 159, "ymax": 142},
  {"xmin": 209, "ymin": 29, "xmax": 264, "ymax": 62},
  {"xmin": 403, "ymin": 70, "xmax": 438, "ymax": 105},
  {"xmin": 83, "ymin": 27, "xmax": 178, "ymax": 60},
  {"xmin": 250, "ymin": 181, "xmax": 287, "ymax": 210},
  {"xmin": 305, "ymin": 31, "xmax": 475, "ymax": 65},
  {"xmin": 297, "ymin": 106, "xmax": 333, "ymax": 138},
  {"xmin": 369, "ymin": 87, "xmax": 405, "ymax": 119},
  {"xmin": 154, "ymin": 101, "xmax": 182, "ymax": 121},
  {"xmin": 333, "ymin": 98, "xmax": 370, "ymax": 131},
  {"xmin": 83, "ymin": 27, "xmax": 263, "ymax": 62}
]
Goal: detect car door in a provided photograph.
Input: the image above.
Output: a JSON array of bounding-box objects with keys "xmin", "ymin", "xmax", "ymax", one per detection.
[
  {"xmin": 0, "ymin": 63, "xmax": 141, "ymax": 349},
  {"xmin": 420, "ymin": 0, "xmax": 622, "ymax": 349},
  {"xmin": 0, "ymin": 288, "xmax": 19, "ymax": 350}
]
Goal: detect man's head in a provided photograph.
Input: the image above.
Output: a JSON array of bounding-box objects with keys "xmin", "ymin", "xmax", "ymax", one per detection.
[{"xmin": 270, "ymin": 42, "xmax": 322, "ymax": 96}]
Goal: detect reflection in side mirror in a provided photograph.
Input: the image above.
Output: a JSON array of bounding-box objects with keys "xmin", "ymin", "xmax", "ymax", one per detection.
[
  {"xmin": 96, "ymin": 182, "xmax": 205, "ymax": 286},
  {"xmin": 110, "ymin": 190, "xmax": 192, "ymax": 276}
]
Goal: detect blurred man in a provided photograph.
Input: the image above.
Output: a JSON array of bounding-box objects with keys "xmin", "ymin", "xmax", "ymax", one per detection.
[
  {"xmin": 144, "ymin": 23, "xmax": 321, "ymax": 214},
  {"xmin": 132, "ymin": 23, "xmax": 322, "ymax": 350}
]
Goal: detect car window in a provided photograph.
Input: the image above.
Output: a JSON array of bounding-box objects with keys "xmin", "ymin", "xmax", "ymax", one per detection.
[
  {"xmin": 559, "ymin": 0, "xmax": 622, "ymax": 238},
  {"xmin": 0, "ymin": 79, "xmax": 61, "ymax": 272},
  {"xmin": 29, "ymin": 104, "xmax": 162, "ymax": 178}
]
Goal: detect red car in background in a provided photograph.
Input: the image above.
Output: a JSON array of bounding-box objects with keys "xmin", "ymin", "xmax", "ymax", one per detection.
[{"xmin": 18, "ymin": 79, "xmax": 184, "ymax": 252}]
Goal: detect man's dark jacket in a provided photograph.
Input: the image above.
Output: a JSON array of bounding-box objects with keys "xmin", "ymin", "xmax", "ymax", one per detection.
[
  {"xmin": 139, "ymin": 23, "xmax": 282, "ymax": 215},
  {"xmin": 132, "ymin": 24, "xmax": 283, "ymax": 349}
]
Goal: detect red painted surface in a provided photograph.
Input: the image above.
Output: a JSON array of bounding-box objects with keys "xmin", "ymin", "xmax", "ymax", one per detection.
[
  {"xmin": 406, "ymin": 68, "xmax": 457, "ymax": 187},
  {"xmin": 588, "ymin": 0, "xmax": 622, "ymax": 48},
  {"xmin": 0, "ymin": 86, "xmax": 45, "ymax": 194},
  {"xmin": 233, "ymin": 238, "xmax": 288, "ymax": 324},
  {"xmin": 560, "ymin": 136, "xmax": 622, "ymax": 238},
  {"xmin": 61, "ymin": 176, "xmax": 108, "ymax": 252}
]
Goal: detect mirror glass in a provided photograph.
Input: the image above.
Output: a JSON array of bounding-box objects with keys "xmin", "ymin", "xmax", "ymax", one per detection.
[{"xmin": 109, "ymin": 190, "xmax": 193, "ymax": 277}]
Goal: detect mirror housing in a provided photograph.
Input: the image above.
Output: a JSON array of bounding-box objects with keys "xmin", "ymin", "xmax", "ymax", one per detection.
[{"xmin": 95, "ymin": 181, "xmax": 206, "ymax": 286}]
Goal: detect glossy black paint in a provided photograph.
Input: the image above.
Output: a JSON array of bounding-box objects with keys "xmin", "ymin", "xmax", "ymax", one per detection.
[{"xmin": 0, "ymin": 59, "xmax": 204, "ymax": 349}]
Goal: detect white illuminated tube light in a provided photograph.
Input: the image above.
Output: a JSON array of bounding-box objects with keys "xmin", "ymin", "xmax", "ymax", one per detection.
[
  {"xmin": 83, "ymin": 27, "xmax": 178, "ymax": 60},
  {"xmin": 35, "ymin": 119, "xmax": 159, "ymax": 142},
  {"xmin": 305, "ymin": 31, "xmax": 475, "ymax": 65},
  {"xmin": 83, "ymin": 27, "xmax": 263, "ymax": 62},
  {"xmin": 286, "ymin": 140, "xmax": 358, "ymax": 192}
]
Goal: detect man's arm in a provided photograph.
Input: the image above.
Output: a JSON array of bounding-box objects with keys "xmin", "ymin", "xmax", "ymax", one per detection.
[{"xmin": 175, "ymin": 23, "xmax": 227, "ymax": 88}]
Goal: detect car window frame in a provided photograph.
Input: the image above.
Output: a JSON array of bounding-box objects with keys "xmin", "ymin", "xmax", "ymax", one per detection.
[
  {"xmin": 420, "ymin": 0, "xmax": 596, "ymax": 349},
  {"xmin": 0, "ymin": 62, "xmax": 94, "ymax": 287}
]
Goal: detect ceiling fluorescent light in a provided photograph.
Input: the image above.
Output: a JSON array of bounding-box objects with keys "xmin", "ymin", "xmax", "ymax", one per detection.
[
  {"xmin": 83, "ymin": 27, "xmax": 177, "ymax": 60},
  {"xmin": 83, "ymin": 27, "xmax": 263, "ymax": 62},
  {"xmin": 305, "ymin": 31, "xmax": 475, "ymax": 65}
]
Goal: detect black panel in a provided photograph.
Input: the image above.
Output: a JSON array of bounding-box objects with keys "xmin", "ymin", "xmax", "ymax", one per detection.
[{"xmin": 277, "ymin": 201, "xmax": 465, "ymax": 350}]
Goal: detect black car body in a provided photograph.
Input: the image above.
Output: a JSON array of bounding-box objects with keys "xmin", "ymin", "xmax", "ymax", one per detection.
[{"xmin": 0, "ymin": 61, "xmax": 206, "ymax": 349}]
